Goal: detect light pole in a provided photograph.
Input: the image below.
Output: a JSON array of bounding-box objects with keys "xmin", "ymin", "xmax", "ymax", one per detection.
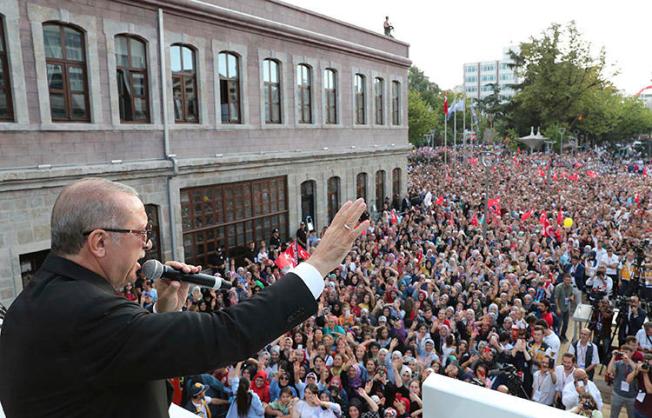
[
  {"xmin": 480, "ymin": 151, "xmax": 498, "ymax": 242},
  {"xmin": 559, "ymin": 127, "xmax": 566, "ymax": 155}
]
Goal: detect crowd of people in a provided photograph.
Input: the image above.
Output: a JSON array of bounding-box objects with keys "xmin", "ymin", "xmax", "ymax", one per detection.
[{"xmin": 125, "ymin": 147, "xmax": 650, "ymax": 418}]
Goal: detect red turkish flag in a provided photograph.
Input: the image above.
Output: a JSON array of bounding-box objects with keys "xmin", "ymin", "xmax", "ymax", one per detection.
[
  {"xmin": 296, "ymin": 242, "xmax": 311, "ymax": 260},
  {"xmin": 469, "ymin": 157, "xmax": 479, "ymax": 166},
  {"xmin": 538, "ymin": 168, "xmax": 546, "ymax": 178},
  {"xmin": 443, "ymin": 95, "xmax": 449, "ymax": 117},
  {"xmin": 568, "ymin": 173, "xmax": 579, "ymax": 182},
  {"xmin": 274, "ymin": 251, "xmax": 296, "ymax": 270},
  {"xmin": 521, "ymin": 209, "xmax": 534, "ymax": 221},
  {"xmin": 435, "ymin": 195, "xmax": 444, "ymax": 206},
  {"xmin": 557, "ymin": 209, "xmax": 563, "ymax": 226},
  {"xmin": 470, "ymin": 213, "xmax": 479, "ymax": 226},
  {"xmin": 586, "ymin": 170, "xmax": 598, "ymax": 178}
]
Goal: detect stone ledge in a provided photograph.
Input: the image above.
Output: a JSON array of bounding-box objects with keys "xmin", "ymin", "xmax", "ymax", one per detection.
[{"xmin": 0, "ymin": 145, "xmax": 411, "ymax": 191}]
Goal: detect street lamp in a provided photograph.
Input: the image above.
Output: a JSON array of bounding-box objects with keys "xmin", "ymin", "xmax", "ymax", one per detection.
[
  {"xmin": 559, "ymin": 127, "xmax": 566, "ymax": 155},
  {"xmin": 480, "ymin": 151, "xmax": 499, "ymax": 241}
]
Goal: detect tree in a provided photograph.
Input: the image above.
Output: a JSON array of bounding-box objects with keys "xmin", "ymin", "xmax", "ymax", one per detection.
[
  {"xmin": 408, "ymin": 89, "xmax": 436, "ymax": 146},
  {"xmin": 509, "ymin": 21, "xmax": 614, "ymax": 135},
  {"xmin": 409, "ymin": 66, "xmax": 441, "ymax": 109}
]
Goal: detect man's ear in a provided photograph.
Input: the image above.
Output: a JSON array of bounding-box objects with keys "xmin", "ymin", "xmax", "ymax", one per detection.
[{"xmin": 86, "ymin": 230, "xmax": 108, "ymax": 257}]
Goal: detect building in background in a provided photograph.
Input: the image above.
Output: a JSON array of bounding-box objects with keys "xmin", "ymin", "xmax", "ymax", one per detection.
[
  {"xmin": 463, "ymin": 47, "xmax": 519, "ymax": 101},
  {"xmin": 638, "ymin": 86, "xmax": 652, "ymax": 110},
  {"xmin": 0, "ymin": 0, "xmax": 410, "ymax": 305}
]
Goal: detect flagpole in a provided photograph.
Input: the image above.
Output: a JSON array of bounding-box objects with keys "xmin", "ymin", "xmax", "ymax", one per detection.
[
  {"xmin": 453, "ymin": 106, "xmax": 457, "ymax": 158},
  {"xmin": 463, "ymin": 96, "xmax": 466, "ymax": 144},
  {"xmin": 444, "ymin": 114, "xmax": 448, "ymax": 165}
]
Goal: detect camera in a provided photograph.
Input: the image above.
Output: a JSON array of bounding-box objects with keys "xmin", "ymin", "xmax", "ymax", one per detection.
[
  {"xmin": 581, "ymin": 400, "xmax": 594, "ymax": 410},
  {"xmin": 641, "ymin": 363, "xmax": 650, "ymax": 372}
]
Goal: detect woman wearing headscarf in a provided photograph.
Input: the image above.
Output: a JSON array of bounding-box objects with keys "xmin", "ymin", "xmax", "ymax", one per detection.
[{"xmin": 249, "ymin": 370, "xmax": 270, "ymax": 404}]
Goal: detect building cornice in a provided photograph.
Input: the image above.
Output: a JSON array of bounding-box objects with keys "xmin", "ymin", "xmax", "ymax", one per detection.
[
  {"xmin": 0, "ymin": 145, "xmax": 412, "ymax": 192},
  {"xmin": 117, "ymin": 0, "xmax": 412, "ymax": 68}
]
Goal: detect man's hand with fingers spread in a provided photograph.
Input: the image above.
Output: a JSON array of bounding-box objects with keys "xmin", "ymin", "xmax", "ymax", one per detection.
[{"xmin": 305, "ymin": 198, "xmax": 370, "ymax": 277}]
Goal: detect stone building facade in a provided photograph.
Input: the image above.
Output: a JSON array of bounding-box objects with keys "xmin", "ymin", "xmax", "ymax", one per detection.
[{"xmin": 0, "ymin": 0, "xmax": 410, "ymax": 304}]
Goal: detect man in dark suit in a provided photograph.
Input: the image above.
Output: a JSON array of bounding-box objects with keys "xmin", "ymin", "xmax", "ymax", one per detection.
[
  {"xmin": 0, "ymin": 178, "xmax": 369, "ymax": 418},
  {"xmin": 619, "ymin": 295, "xmax": 647, "ymax": 347}
]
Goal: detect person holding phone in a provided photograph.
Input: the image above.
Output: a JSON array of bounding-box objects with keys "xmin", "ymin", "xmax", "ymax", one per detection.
[{"xmin": 561, "ymin": 369, "xmax": 603, "ymax": 411}]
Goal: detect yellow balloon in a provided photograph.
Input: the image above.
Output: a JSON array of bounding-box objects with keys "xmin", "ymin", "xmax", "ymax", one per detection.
[{"xmin": 563, "ymin": 217, "xmax": 573, "ymax": 228}]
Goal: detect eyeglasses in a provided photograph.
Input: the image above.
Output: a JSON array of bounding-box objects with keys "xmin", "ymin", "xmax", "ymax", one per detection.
[{"xmin": 83, "ymin": 226, "xmax": 152, "ymax": 242}]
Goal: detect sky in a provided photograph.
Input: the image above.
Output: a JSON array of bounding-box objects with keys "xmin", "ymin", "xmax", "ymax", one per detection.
[{"xmin": 283, "ymin": 0, "xmax": 652, "ymax": 95}]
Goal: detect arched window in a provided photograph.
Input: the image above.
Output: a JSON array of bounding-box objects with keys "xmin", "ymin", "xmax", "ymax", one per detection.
[
  {"xmin": 115, "ymin": 35, "xmax": 149, "ymax": 123},
  {"xmin": 324, "ymin": 68, "xmax": 337, "ymax": 124},
  {"xmin": 374, "ymin": 77, "xmax": 384, "ymax": 125},
  {"xmin": 170, "ymin": 44, "xmax": 198, "ymax": 123},
  {"xmin": 144, "ymin": 204, "xmax": 161, "ymax": 261},
  {"xmin": 0, "ymin": 15, "xmax": 13, "ymax": 121},
  {"xmin": 300, "ymin": 180, "xmax": 316, "ymax": 227},
  {"xmin": 392, "ymin": 168, "xmax": 401, "ymax": 198},
  {"xmin": 327, "ymin": 176, "xmax": 340, "ymax": 224},
  {"xmin": 356, "ymin": 173, "xmax": 367, "ymax": 201},
  {"xmin": 392, "ymin": 81, "xmax": 400, "ymax": 125},
  {"xmin": 354, "ymin": 73, "xmax": 366, "ymax": 124},
  {"xmin": 43, "ymin": 23, "xmax": 89, "ymax": 121},
  {"xmin": 296, "ymin": 64, "xmax": 312, "ymax": 123},
  {"xmin": 375, "ymin": 170, "xmax": 385, "ymax": 211},
  {"xmin": 218, "ymin": 51, "xmax": 241, "ymax": 123},
  {"xmin": 263, "ymin": 59, "xmax": 281, "ymax": 123}
]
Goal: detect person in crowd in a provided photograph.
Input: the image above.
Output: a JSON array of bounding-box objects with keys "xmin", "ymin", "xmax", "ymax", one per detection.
[
  {"xmin": 265, "ymin": 387, "xmax": 295, "ymax": 418},
  {"xmin": 562, "ymin": 369, "xmax": 603, "ymax": 411},
  {"xmin": 185, "ymin": 383, "xmax": 227, "ymax": 418},
  {"xmin": 607, "ymin": 345, "xmax": 638, "ymax": 418},
  {"xmin": 636, "ymin": 323, "xmax": 652, "ymax": 352},
  {"xmin": 568, "ymin": 328, "xmax": 600, "ymax": 380},
  {"xmin": 627, "ymin": 354, "xmax": 652, "ymax": 418},
  {"xmin": 226, "ymin": 377, "xmax": 264, "ymax": 418},
  {"xmin": 292, "ymin": 383, "xmax": 342, "ymax": 418},
  {"xmin": 619, "ymin": 296, "xmax": 647, "ymax": 347},
  {"xmin": 554, "ymin": 273, "xmax": 575, "ymax": 343},
  {"xmin": 568, "ymin": 393, "xmax": 603, "ymax": 417},
  {"xmin": 532, "ymin": 357, "xmax": 557, "ymax": 406}
]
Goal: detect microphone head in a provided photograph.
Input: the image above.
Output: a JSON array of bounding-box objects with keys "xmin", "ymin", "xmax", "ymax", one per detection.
[{"xmin": 141, "ymin": 259, "xmax": 164, "ymax": 281}]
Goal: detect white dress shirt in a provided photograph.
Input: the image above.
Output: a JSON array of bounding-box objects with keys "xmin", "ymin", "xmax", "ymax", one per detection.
[
  {"xmin": 568, "ymin": 341, "xmax": 600, "ymax": 370},
  {"xmin": 562, "ymin": 379, "xmax": 603, "ymax": 411},
  {"xmin": 290, "ymin": 263, "xmax": 325, "ymax": 299}
]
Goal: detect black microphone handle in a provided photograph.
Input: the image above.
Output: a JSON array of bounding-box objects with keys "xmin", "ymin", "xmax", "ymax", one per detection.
[{"xmin": 161, "ymin": 265, "xmax": 231, "ymax": 290}]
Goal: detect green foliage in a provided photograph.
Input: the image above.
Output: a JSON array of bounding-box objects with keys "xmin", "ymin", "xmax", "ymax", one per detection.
[
  {"xmin": 408, "ymin": 66, "xmax": 441, "ymax": 109},
  {"xmin": 507, "ymin": 21, "xmax": 652, "ymax": 143},
  {"xmin": 408, "ymin": 89, "xmax": 436, "ymax": 146}
]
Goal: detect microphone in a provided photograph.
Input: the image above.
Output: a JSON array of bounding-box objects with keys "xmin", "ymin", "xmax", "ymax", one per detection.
[{"xmin": 141, "ymin": 259, "xmax": 232, "ymax": 290}]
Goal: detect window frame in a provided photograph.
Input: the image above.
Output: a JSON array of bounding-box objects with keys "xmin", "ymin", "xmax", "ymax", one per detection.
[
  {"xmin": 218, "ymin": 51, "xmax": 241, "ymax": 124},
  {"xmin": 356, "ymin": 172, "xmax": 367, "ymax": 201},
  {"xmin": 375, "ymin": 170, "xmax": 385, "ymax": 211},
  {"xmin": 392, "ymin": 168, "xmax": 401, "ymax": 198},
  {"xmin": 327, "ymin": 176, "xmax": 341, "ymax": 225},
  {"xmin": 43, "ymin": 22, "xmax": 90, "ymax": 122},
  {"xmin": 115, "ymin": 34, "xmax": 150, "ymax": 123},
  {"xmin": 296, "ymin": 63, "xmax": 312, "ymax": 124},
  {"xmin": 324, "ymin": 68, "xmax": 337, "ymax": 124},
  {"xmin": 0, "ymin": 15, "xmax": 13, "ymax": 122},
  {"xmin": 263, "ymin": 58, "xmax": 281, "ymax": 124},
  {"xmin": 354, "ymin": 73, "xmax": 366, "ymax": 125},
  {"xmin": 391, "ymin": 80, "xmax": 400, "ymax": 126},
  {"xmin": 171, "ymin": 43, "xmax": 199, "ymax": 124},
  {"xmin": 374, "ymin": 77, "xmax": 384, "ymax": 125}
]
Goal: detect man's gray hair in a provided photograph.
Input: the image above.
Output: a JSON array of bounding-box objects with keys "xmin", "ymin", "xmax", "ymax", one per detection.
[{"xmin": 51, "ymin": 178, "xmax": 139, "ymax": 255}]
